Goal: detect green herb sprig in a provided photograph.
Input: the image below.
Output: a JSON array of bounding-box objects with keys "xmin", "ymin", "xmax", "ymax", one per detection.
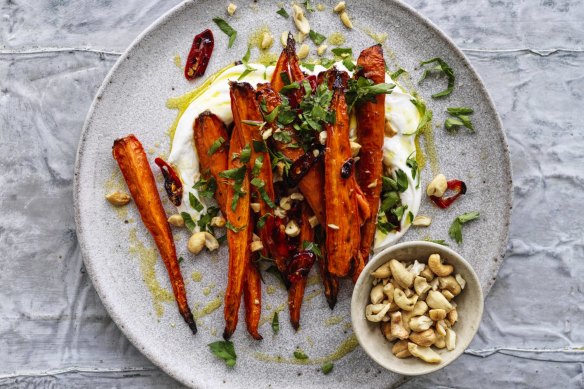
[
  {"xmin": 208, "ymin": 340, "xmax": 237, "ymax": 367},
  {"xmin": 448, "ymin": 211, "xmax": 480, "ymax": 244},
  {"xmin": 212, "ymin": 18, "xmax": 237, "ymax": 48},
  {"xmin": 419, "ymin": 57, "xmax": 455, "ymax": 98}
]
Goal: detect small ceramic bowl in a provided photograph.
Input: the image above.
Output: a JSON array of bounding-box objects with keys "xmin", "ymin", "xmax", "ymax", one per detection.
[{"xmin": 351, "ymin": 241, "xmax": 484, "ymax": 376}]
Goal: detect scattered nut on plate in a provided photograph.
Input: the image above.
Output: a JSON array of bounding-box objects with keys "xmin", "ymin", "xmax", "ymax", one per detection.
[{"xmin": 365, "ymin": 253, "xmax": 465, "ymax": 364}]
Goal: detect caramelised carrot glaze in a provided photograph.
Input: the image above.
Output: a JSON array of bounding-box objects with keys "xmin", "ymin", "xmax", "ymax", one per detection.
[
  {"xmin": 243, "ymin": 219, "xmax": 262, "ymax": 340},
  {"xmin": 256, "ymin": 83, "xmax": 326, "ymax": 226},
  {"xmin": 230, "ymin": 82, "xmax": 283, "ymax": 272},
  {"xmin": 223, "ymin": 132, "xmax": 251, "ymax": 340},
  {"xmin": 112, "ymin": 135, "xmax": 197, "ymax": 334},
  {"xmin": 288, "ymin": 204, "xmax": 314, "ymax": 330},
  {"xmin": 193, "ymin": 110, "xmax": 230, "ymax": 215},
  {"xmin": 323, "ymin": 71, "xmax": 364, "ymax": 278},
  {"xmin": 355, "ymin": 44, "xmax": 387, "ymax": 264}
]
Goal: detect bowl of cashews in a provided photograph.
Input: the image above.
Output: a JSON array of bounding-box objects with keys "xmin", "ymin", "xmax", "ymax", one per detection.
[{"xmin": 351, "ymin": 241, "xmax": 484, "ymax": 376}]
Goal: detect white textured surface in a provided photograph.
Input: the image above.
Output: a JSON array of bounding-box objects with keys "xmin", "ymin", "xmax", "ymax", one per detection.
[{"xmin": 0, "ymin": 1, "xmax": 583, "ymax": 388}]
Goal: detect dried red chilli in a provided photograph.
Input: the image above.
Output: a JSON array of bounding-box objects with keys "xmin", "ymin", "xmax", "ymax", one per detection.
[
  {"xmin": 154, "ymin": 158, "xmax": 183, "ymax": 206},
  {"xmin": 287, "ymin": 250, "xmax": 316, "ymax": 283},
  {"xmin": 430, "ymin": 179, "xmax": 467, "ymax": 209},
  {"xmin": 184, "ymin": 29, "xmax": 214, "ymax": 80},
  {"xmin": 287, "ymin": 144, "xmax": 325, "ymax": 187}
]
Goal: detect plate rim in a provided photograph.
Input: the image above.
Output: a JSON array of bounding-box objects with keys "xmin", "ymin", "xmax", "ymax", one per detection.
[{"xmin": 73, "ymin": 0, "xmax": 513, "ymax": 387}]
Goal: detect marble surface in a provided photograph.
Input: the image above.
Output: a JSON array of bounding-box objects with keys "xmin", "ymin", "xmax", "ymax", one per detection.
[{"xmin": 0, "ymin": 0, "xmax": 582, "ymax": 387}]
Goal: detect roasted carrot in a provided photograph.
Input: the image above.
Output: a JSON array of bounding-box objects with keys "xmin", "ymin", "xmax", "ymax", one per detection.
[
  {"xmin": 112, "ymin": 135, "xmax": 197, "ymax": 334},
  {"xmin": 288, "ymin": 204, "xmax": 314, "ymax": 330},
  {"xmin": 255, "ymin": 84, "xmax": 326, "ymax": 225},
  {"xmin": 356, "ymin": 44, "xmax": 386, "ymax": 263},
  {"xmin": 229, "ymin": 82, "xmax": 283, "ymax": 272},
  {"xmin": 223, "ymin": 132, "xmax": 251, "ymax": 340},
  {"xmin": 193, "ymin": 110, "xmax": 230, "ymax": 216},
  {"xmin": 317, "ymin": 250, "xmax": 339, "ymax": 309},
  {"xmin": 243, "ymin": 222, "xmax": 262, "ymax": 340},
  {"xmin": 323, "ymin": 71, "xmax": 363, "ymax": 278}
]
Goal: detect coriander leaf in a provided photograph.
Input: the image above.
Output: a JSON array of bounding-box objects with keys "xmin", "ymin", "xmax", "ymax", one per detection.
[
  {"xmin": 257, "ymin": 213, "xmax": 271, "ymax": 229},
  {"xmin": 273, "ymin": 130, "xmax": 292, "ymax": 144},
  {"xmin": 238, "ymin": 67, "xmax": 256, "ymax": 80},
  {"xmin": 178, "ymin": 256, "xmax": 184, "ymax": 264},
  {"xmin": 331, "ymin": 47, "xmax": 352, "ymax": 58},
  {"xmin": 263, "ymin": 105, "xmax": 280, "ymax": 122},
  {"xmin": 303, "ymin": 0, "xmax": 315, "ymax": 12},
  {"xmin": 212, "ymin": 18, "xmax": 237, "ymax": 48},
  {"xmin": 276, "ymin": 7, "xmax": 289, "ymax": 18},
  {"xmin": 258, "ymin": 187, "xmax": 276, "ymax": 208},
  {"xmin": 302, "ymin": 240, "xmax": 322, "ymax": 257},
  {"xmin": 194, "ymin": 176, "xmax": 217, "ymax": 199},
  {"xmin": 346, "ymin": 77, "xmax": 395, "ymax": 112},
  {"xmin": 395, "ymin": 169, "xmax": 409, "ymax": 192},
  {"xmin": 208, "ymin": 137, "xmax": 226, "ymax": 156},
  {"xmin": 189, "ymin": 192, "xmax": 204, "ymax": 212},
  {"xmin": 458, "ymin": 114, "xmax": 474, "ymax": 132},
  {"xmin": 321, "ymin": 362, "xmax": 334, "ymax": 375},
  {"xmin": 449, "ymin": 211, "xmax": 480, "ymax": 244},
  {"xmin": 301, "ymin": 62, "xmax": 316, "ymax": 72},
  {"xmin": 319, "ymin": 58, "xmax": 335, "ymax": 68},
  {"xmin": 197, "ymin": 206, "xmax": 219, "ymax": 232},
  {"xmin": 272, "ymin": 311, "xmax": 280, "ymax": 334},
  {"xmin": 239, "ymin": 143, "xmax": 251, "ymax": 163},
  {"xmin": 252, "ymin": 156, "xmax": 264, "ymax": 177},
  {"xmin": 406, "ymin": 152, "xmax": 419, "ymax": 181},
  {"xmin": 293, "ymin": 350, "xmax": 309, "ymax": 360},
  {"xmin": 424, "ymin": 238, "xmax": 449, "ymax": 246},
  {"xmin": 241, "ymin": 120, "xmax": 265, "ymax": 127},
  {"xmin": 445, "ymin": 117, "xmax": 464, "ymax": 131},
  {"xmin": 407, "ymin": 211, "xmax": 414, "ymax": 224},
  {"xmin": 405, "ymin": 97, "xmax": 433, "ymax": 135},
  {"xmin": 225, "ymin": 220, "xmax": 246, "ymax": 232},
  {"xmin": 219, "ymin": 166, "xmax": 246, "ymax": 180},
  {"xmin": 419, "ymin": 57, "xmax": 455, "ymax": 98},
  {"xmin": 181, "ymin": 212, "xmax": 196, "ymax": 232},
  {"xmin": 379, "ymin": 191, "xmax": 400, "ymax": 213},
  {"xmin": 342, "ymin": 58, "xmax": 356, "ymax": 71},
  {"xmin": 382, "ymin": 176, "xmax": 398, "ymax": 191},
  {"xmin": 280, "ymin": 82, "xmax": 300, "ymax": 93},
  {"xmin": 447, "ymin": 107, "xmax": 474, "ymax": 115},
  {"xmin": 208, "ymin": 340, "xmax": 237, "ymax": 367},
  {"xmin": 242, "ymin": 46, "xmax": 251, "ymax": 65},
  {"xmin": 253, "ymin": 139, "xmax": 268, "ymax": 152},
  {"xmin": 390, "ymin": 68, "xmax": 407, "ymax": 80},
  {"xmin": 309, "ymin": 30, "xmax": 326, "ymax": 45},
  {"xmin": 391, "ymin": 204, "xmax": 408, "ymax": 221}
]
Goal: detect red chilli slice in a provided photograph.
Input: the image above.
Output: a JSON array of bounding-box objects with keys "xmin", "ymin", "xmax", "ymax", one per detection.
[
  {"xmin": 430, "ymin": 179, "xmax": 467, "ymax": 209},
  {"xmin": 184, "ymin": 29, "xmax": 214, "ymax": 80},
  {"xmin": 154, "ymin": 158, "xmax": 183, "ymax": 206}
]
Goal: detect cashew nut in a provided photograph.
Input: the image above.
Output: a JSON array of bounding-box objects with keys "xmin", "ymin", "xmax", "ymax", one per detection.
[
  {"xmin": 391, "ymin": 340, "xmax": 411, "ymax": 358},
  {"xmin": 439, "ymin": 276, "xmax": 462, "ymax": 296},
  {"xmin": 409, "ymin": 328, "xmax": 436, "ymax": 347},
  {"xmin": 187, "ymin": 232, "xmax": 206, "ymax": 254},
  {"xmin": 250, "ymin": 240, "xmax": 264, "ymax": 252},
  {"xmin": 210, "ymin": 216, "xmax": 226, "ymax": 228},
  {"xmin": 393, "ymin": 288, "xmax": 418, "ymax": 311},
  {"xmin": 340, "ymin": 11, "xmax": 353, "ymax": 28},
  {"xmin": 390, "ymin": 311, "xmax": 410, "ymax": 340},
  {"xmin": 412, "ymin": 215, "xmax": 432, "ymax": 227},
  {"xmin": 408, "ymin": 260, "xmax": 426, "ymax": 277},
  {"xmin": 319, "ymin": 130, "xmax": 327, "ymax": 145},
  {"xmin": 409, "ymin": 315, "xmax": 433, "ymax": 332},
  {"xmin": 412, "ymin": 301, "xmax": 428, "ymax": 316},
  {"xmin": 297, "ymin": 44, "xmax": 310, "ymax": 59},
  {"xmin": 308, "ymin": 215, "xmax": 319, "ymax": 228},
  {"xmin": 317, "ymin": 44, "xmax": 328, "ymax": 56},
  {"xmin": 381, "ymin": 321, "xmax": 395, "ymax": 341},
  {"xmin": 434, "ymin": 334, "xmax": 446, "ymax": 349},
  {"xmin": 404, "ymin": 288, "xmax": 414, "ymax": 298},
  {"xmin": 250, "ymin": 203, "xmax": 261, "ymax": 213},
  {"xmin": 350, "ymin": 141, "xmax": 362, "ymax": 157},
  {"xmin": 382, "ymin": 283, "xmax": 394, "ymax": 302},
  {"xmin": 447, "ymin": 308, "xmax": 458, "ymax": 326},
  {"xmin": 426, "ymin": 290, "xmax": 453, "ymax": 312},
  {"xmin": 371, "ymin": 261, "xmax": 391, "ymax": 278},
  {"xmin": 333, "ymin": 1, "xmax": 346, "ymax": 13},
  {"xmin": 105, "ymin": 191, "xmax": 131, "ymax": 206},
  {"xmin": 429, "ymin": 309, "xmax": 447, "ymax": 321},
  {"xmin": 389, "ymin": 259, "xmax": 414, "ymax": 288},
  {"xmin": 261, "ymin": 32, "xmax": 274, "ymax": 49},
  {"xmin": 426, "ymin": 174, "xmax": 447, "ymax": 197},
  {"xmin": 280, "ymin": 31, "xmax": 288, "ymax": 47},
  {"xmin": 290, "ymin": 192, "xmax": 304, "ymax": 201},
  {"xmin": 445, "ymin": 328, "xmax": 456, "ymax": 351},
  {"xmin": 370, "ymin": 284, "xmax": 385, "ymax": 304},
  {"xmin": 428, "ymin": 253, "xmax": 454, "ymax": 277},
  {"xmin": 455, "ymin": 273, "xmax": 466, "ymax": 290},
  {"xmin": 292, "ymin": 4, "xmax": 310, "ymax": 34},
  {"xmin": 429, "ymin": 277, "xmax": 440, "ymax": 291},
  {"xmin": 414, "ymin": 276, "xmax": 431, "ymax": 296},
  {"xmin": 279, "ymin": 196, "xmax": 292, "ymax": 210},
  {"xmin": 442, "ymin": 290, "xmax": 455, "ymax": 301},
  {"xmin": 167, "ymin": 214, "xmax": 185, "ymax": 227},
  {"xmin": 408, "ymin": 343, "xmax": 442, "ymax": 364},
  {"xmin": 285, "ymin": 220, "xmax": 300, "ymax": 237},
  {"xmin": 420, "ymin": 266, "xmax": 435, "ymax": 282},
  {"xmin": 365, "ymin": 303, "xmax": 391, "ymax": 322},
  {"xmin": 435, "ymin": 320, "xmax": 448, "ymax": 336}
]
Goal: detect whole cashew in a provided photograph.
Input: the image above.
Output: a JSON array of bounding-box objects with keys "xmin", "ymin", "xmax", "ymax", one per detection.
[
  {"xmin": 365, "ymin": 303, "xmax": 391, "ymax": 322},
  {"xmin": 393, "ymin": 288, "xmax": 418, "ymax": 311},
  {"xmin": 426, "ymin": 290, "xmax": 453, "ymax": 312},
  {"xmin": 370, "ymin": 284, "xmax": 385, "ymax": 304},
  {"xmin": 390, "ymin": 311, "xmax": 410, "ymax": 340},
  {"xmin": 428, "ymin": 254, "xmax": 454, "ymax": 277},
  {"xmin": 382, "ymin": 283, "xmax": 394, "ymax": 302},
  {"xmin": 371, "ymin": 261, "xmax": 392, "ymax": 278},
  {"xmin": 412, "ymin": 300, "xmax": 428, "ymax": 316},
  {"xmin": 389, "ymin": 259, "xmax": 414, "ymax": 288},
  {"xmin": 439, "ymin": 276, "xmax": 462, "ymax": 296}
]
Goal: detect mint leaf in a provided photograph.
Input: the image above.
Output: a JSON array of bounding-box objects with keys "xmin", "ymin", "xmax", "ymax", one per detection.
[
  {"xmin": 212, "ymin": 18, "xmax": 237, "ymax": 48},
  {"xmin": 449, "ymin": 211, "xmax": 480, "ymax": 244},
  {"xmin": 208, "ymin": 340, "xmax": 237, "ymax": 367}
]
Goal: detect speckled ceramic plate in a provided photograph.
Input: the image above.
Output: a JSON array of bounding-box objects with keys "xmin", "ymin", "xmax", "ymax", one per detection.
[{"xmin": 74, "ymin": 0, "xmax": 511, "ymax": 387}]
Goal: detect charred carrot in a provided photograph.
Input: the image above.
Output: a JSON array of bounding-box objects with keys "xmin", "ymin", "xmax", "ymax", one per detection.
[
  {"xmin": 223, "ymin": 132, "xmax": 251, "ymax": 340},
  {"xmin": 355, "ymin": 45, "xmax": 386, "ymax": 263},
  {"xmin": 323, "ymin": 72, "xmax": 363, "ymax": 278},
  {"xmin": 112, "ymin": 135, "xmax": 197, "ymax": 334},
  {"xmin": 288, "ymin": 204, "xmax": 315, "ymax": 330},
  {"xmin": 243, "ymin": 251, "xmax": 263, "ymax": 340},
  {"xmin": 193, "ymin": 110, "xmax": 230, "ymax": 215},
  {"xmin": 317, "ymin": 250, "xmax": 339, "ymax": 310}
]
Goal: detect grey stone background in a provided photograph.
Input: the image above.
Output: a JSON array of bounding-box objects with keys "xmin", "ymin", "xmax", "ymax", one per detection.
[{"xmin": 1, "ymin": 0, "xmax": 583, "ymax": 387}]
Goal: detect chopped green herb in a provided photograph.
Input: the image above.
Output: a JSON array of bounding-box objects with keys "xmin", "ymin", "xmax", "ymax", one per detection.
[
  {"xmin": 405, "ymin": 97, "xmax": 433, "ymax": 135},
  {"xmin": 309, "ymin": 30, "xmax": 326, "ymax": 46},
  {"xmin": 178, "ymin": 256, "xmax": 184, "ymax": 264},
  {"xmin": 382, "ymin": 176, "xmax": 398, "ymax": 192},
  {"xmin": 391, "ymin": 204, "xmax": 408, "ymax": 221},
  {"xmin": 424, "ymin": 238, "xmax": 449, "ymax": 246},
  {"xmin": 238, "ymin": 67, "xmax": 256, "ymax": 80},
  {"xmin": 273, "ymin": 130, "xmax": 292, "ymax": 144},
  {"xmin": 301, "ymin": 62, "xmax": 316, "ymax": 72},
  {"xmin": 194, "ymin": 176, "xmax": 217, "ymax": 199},
  {"xmin": 319, "ymin": 58, "xmax": 335, "ymax": 68},
  {"xmin": 395, "ymin": 169, "xmax": 409, "ymax": 192},
  {"xmin": 445, "ymin": 117, "xmax": 464, "ymax": 130},
  {"xmin": 239, "ymin": 143, "xmax": 251, "ymax": 163},
  {"xmin": 219, "ymin": 166, "xmax": 246, "ymax": 180},
  {"xmin": 253, "ymin": 139, "xmax": 268, "ymax": 152},
  {"xmin": 208, "ymin": 137, "xmax": 226, "ymax": 156},
  {"xmin": 447, "ymin": 107, "xmax": 474, "ymax": 115},
  {"xmin": 181, "ymin": 212, "xmax": 196, "ymax": 232},
  {"xmin": 189, "ymin": 192, "xmax": 204, "ymax": 212},
  {"xmin": 276, "ymin": 7, "xmax": 289, "ymax": 18},
  {"xmin": 257, "ymin": 213, "xmax": 271, "ymax": 229},
  {"xmin": 302, "ymin": 0, "xmax": 315, "ymax": 12},
  {"xmin": 407, "ymin": 211, "xmax": 414, "ymax": 224},
  {"xmin": 342, "ymin": 58, "xmax": 356, "ymax": 71},
  {"xmin": 280, "ymin": 82, "xmax": 300, "ymax": 93},
  {"xmin": 208, "ymin": 340, "xmax": 237, "ymax": 367},
  {"xmin": 252, "ymin": 156, "xmax": 264, "ymax": 177},
  {"xmin": 197, "ymin": 206, "xmax": 220, "ymax": 232},
  {"xmin": 225, "ymin": 220, "xmax": 246, "ymax": 232},
  {"xmin": 302, "ymin": 240, "xmax": 322, "ymax": 257},
  {"xmin": 406, "ymin": 152, "xmax": 420, "ymax": 188},
  {"xmin": 269, "ymin": 149, "xmax": 292, "ymax": 174},
  {"xmin": 390, "ymin": 68, "xmax": 407, "ymax": 80},
  {"xmin": 419, "ymin": 57, "xmax": 455, "ymax": 98},
  {"xmin": 212, "ymin": 18, "xmax": 237, "ymax": 48},
  {"xmin": 379, "ymin": 191, "xmax": 400, "ymax": 213},
  {"xmin": 321, "ymin": 362, "xmax": 334, "ymax": 374},
  {"xmin": 241, "ymin": 120, "xmax": 265, "ymax": 127},
  {"xmin": 263, "ymin": 105, "xmax": 280, "ymax": 122},
  {"xmin": 346, "ymin": 77, "xmax": 395, "ymax": 112},
  {"xmin": 293, "ymin": 350, "xmax": 309, "ymax": 360},
  {"xmin": 272, "ymin": 311, "xmax": 280, "ymax": 334},
  {"xmin": 331, "ymin": 47, "xmax": 352, "ymax": 58},
  {"xmin": 280, "ymin": 71, "xmax": 292, "ymax": 85},
  {"xmin": 448, "ymin": 211, "xmax": 480, "ymax": 244}
]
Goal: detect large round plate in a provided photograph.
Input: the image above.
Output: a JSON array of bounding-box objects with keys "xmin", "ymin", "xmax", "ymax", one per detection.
[{"xmin": 74, "ymin": 0, "xmax": 512, "ymax": 387}]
